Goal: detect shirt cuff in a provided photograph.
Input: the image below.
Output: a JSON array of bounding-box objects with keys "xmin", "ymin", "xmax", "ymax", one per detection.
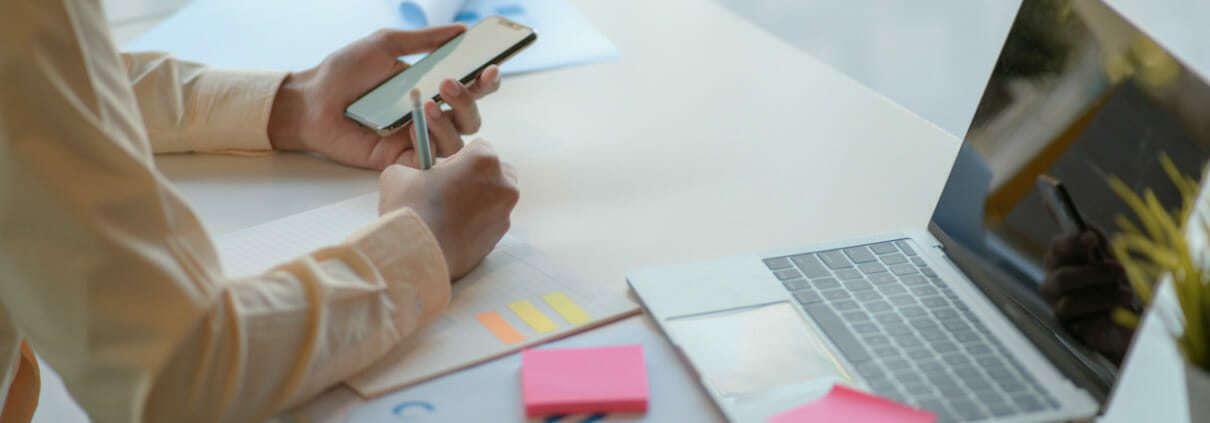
[
  {"xmin": 187, "ymin": 69, "xmax": 287, "ymax": 153},
  {"xmin": 346, "ymin": 208, "xmax": 451, "ymax": 327}
]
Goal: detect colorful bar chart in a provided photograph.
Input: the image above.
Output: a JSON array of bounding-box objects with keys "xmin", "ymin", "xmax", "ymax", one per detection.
[{"xmin": 476, "ymin": 292, "xmax": 595, "ymax": 345}]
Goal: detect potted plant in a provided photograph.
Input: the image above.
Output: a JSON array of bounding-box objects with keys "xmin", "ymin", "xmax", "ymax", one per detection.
[{"xmin": 1110, "ymin": 155, "xmax": 1210, "ymax": 420}]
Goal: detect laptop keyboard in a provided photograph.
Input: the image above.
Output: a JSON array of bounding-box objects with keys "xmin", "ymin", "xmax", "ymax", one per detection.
[{"xmin": 764, "ymin": 240, "xmax": 1059, "ymax": 422}]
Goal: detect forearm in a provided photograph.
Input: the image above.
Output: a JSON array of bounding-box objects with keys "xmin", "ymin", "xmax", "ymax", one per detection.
[
  {"xmin": 144, "ymin": 210, "xmax": 451, "ymax": 421},
  {"xmin": 123, "ymin": 51, "xmax": 286, "ymax": 154}
]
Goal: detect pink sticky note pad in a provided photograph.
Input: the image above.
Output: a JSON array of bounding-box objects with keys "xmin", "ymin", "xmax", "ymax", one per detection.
[
  {"xmin": 521, "ymin": 345, "xmax": 649, "ymax": 417},
  {"xmin": 769, "ymin": 385, "xmax": 936, "ymax": 423}
]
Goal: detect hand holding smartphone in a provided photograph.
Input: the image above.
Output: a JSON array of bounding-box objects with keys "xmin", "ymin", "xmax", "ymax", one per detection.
[
  {"xmin": 1037, "ymin": 174, "xmax": 1105, "ymax": 261},
  {"xmin": 345, "ymin": 16, "xmax": 537, "ymax": 136}
]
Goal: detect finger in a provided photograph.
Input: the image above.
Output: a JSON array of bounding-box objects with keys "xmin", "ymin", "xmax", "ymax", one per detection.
[
  {"xmin": 439, "ymin": 79, "xmax": 482, "ymax": 134},
  {"xmin": 1040, "ymin": 263, "xmax": 1126, "ymax": 303},
  {"xmin": 420, "ymin": 99, "xmax": 463, "ymax": 157},
  {"xmin": 373, "ymin": 24, "xmax": 466, "ymax": 57},
  {"xmin": 363, "ymin": 135, "xmax": 414, "ymax": 170},
  {"xmin": 1053, "ymin": 286, "xmax": 1135, "ymax": 322},
  {"xmin": 468, "ymin": 65, "xmax": 502, "ymax": 99},
  {"xmin": 1044, "ymin": 230, "xmax": 1102, "ymax": 269}
]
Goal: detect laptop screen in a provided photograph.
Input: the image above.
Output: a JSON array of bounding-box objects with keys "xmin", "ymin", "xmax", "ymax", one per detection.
[{"xmin": 931, "ymin": 0, "xmax": 1210, "ymax": 363}]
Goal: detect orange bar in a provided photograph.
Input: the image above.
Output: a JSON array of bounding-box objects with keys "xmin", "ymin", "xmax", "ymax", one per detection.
[{"xmin": 476, "ymin": 311, "xmax": 526, "ymax": 344}]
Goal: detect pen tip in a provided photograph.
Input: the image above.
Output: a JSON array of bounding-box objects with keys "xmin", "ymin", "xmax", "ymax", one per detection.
[{"xmin": 409, "ymin": 88, "xmax": 422, "ymax": 102}]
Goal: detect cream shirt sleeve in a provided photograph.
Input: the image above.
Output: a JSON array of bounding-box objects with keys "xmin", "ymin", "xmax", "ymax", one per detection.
[
  {"xmin": 0, "ymin": 1, "xmax": 451, "ymax": 422},
  {"xmin": 121, "ymin": 51, "xmax": 285, "ymax": 154}
]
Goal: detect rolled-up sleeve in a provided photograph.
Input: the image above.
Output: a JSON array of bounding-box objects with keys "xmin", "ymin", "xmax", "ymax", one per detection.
[
  {"xmin": 122, "ymin": 52, "xmax": 285, "ymax": 154},
  {"xmin": 0, "ymin": 1, "xmax": 450, "ymax": 422}
]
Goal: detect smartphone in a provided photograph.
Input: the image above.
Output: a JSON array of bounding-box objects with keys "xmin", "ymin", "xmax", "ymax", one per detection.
[
  {"xmin": 1037, "ymin": 174, "xmax": 1089, "ymax": 234},
  {"xmin": 345, "ymin": 16, "xmax": 537, "ymax": 136}
]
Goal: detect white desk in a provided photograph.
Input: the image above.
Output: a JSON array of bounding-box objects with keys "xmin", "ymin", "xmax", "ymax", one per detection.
[
  {"xmin": 187, "ymin": 0, "xmax": 960, "ymax": 421},
  {"xmin": 35, "ymin": 0, "xmax": 1031, "ymax": 421}
]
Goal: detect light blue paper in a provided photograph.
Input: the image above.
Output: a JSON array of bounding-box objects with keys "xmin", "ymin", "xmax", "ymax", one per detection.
[{"xmin": 124, "ymin": 0, "xmax": 619, "ymax": 75}]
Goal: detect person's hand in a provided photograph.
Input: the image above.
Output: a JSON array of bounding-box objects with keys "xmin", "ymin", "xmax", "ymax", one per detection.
[
  {"xmin": 378, "ymin": 140, "xmax": 519, "ymax": 279},
  {"xmin": 268, "ymin": 25, "xmax": 503, "ymax": 170},
  {"xmin": 1041, "ymin": 229, "xmax": 1137, "ymax": 364}
]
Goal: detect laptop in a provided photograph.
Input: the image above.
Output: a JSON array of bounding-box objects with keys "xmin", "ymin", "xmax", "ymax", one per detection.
[{"xmin": 628, "ymin": 0, "xmax": 1210, "ymax": 422}]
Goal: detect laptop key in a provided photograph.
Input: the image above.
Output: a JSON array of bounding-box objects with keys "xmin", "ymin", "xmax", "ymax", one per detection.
[
  {"xmin": 813, "ymin": 278, "xmax": 841, "ymax": 290},
  {"xmin": 874, "ymin": 313, "xmax": 900, "ymax": 324},
  {"xmin": 889, "ymin": 264, "xmax": 918, "ymax": 276},
  {"xmin": 844, "ymin": 279, "xmax": 873, "ymax": 291},
  {"xmin": 941, "ymin": 319, "xmax": 970, "ymax": 331},
  {"xmin": 773, "ymin": 268, "xmax": 802, "ymax": 280},
  {"xmin": 889, "ymin": 295, "xmax": 916, "ymax": 307},
  {"xmin": 872, "ymin": 346, "xmax": 900, "ymax": 358},
  {"xmin": 880, "ymin": 253, "xmax": 908, "ymax": 266},
  {"xmin": 844, "ymin": 247, "xmax": 878, "ymax": 263},
  {"xmin": 853, "ymin": 290, "xmax": 881, "ymax": 302},
  {"xmin": 871, "ymin": 242, "xmax": 899, "ymax": 254},
  {"xmin": 911, "ymin": 285, "xmax": 940, "ymax": 297},
  {"xmin": 863, "ymin": 334, "xmax": 891, "ymax": 346},
  {"xmin": 841, "ymin": 310, "xmax": 870, "ymax": 322},
  {"xmin": 832, "ymin": 300, "xmax": 860, "ymax": 311},
  {"xmin": 793, "ymin": 290, "xmax": 823, "ymax": 304},
  {"xmin": 790, "ymin": 254, "xmax": 831, "ymax": 278},
  {"xmin": 911, "ymin": 256, "xmax": 927, "ymax": 267},
  {"xmin": 879, "ymin": 285, "xmax": 908, "ymax": 296},
  {"xmin": 858, "ymin": 262, "xmax": 888, "ymax": 274},
  {"xmin": 930, "ymin": 341, "xmax": 959, "ymax": 353},
  {"xmin": 818, "ymin": 250, "xmax": 853, "ymax": 269},
  {"xmin": 951, "ymin": 400, "xmax": 988, "ymax": 421},
  {"xmin": 865, "ymin": 300, "xmax": 892, "ymax": 313},
  {"xmin": 922, "ymin": 297, "xmax": 948, "ymax": 308},
  {"xmin": 917, "ymin": 360, "xmax": 945, "ymax": 373},
  {"xmin": 883, "ymin": 324, "xmax": 913, "ymax": 336},
  {"xmin": 917, "ymin": 399, "xmax": 947, "ymax": 415},
  {"xmin": 852, "ymin": 322, "xmax": 879, "ymax": 334},
  {"xmin": 763, "ymin": 256, "xmax": 793, "ymax": 270},
  {"xmin": 900, "ymin": 306, "xmax": 927, "ymax": 317},
  {"xmin": 895, "ymin": 240, "xmax": 917, "ymax": 255},
  {"xmin": 835, "ymin": 268, "xmax": 864, "ymax": 280},
  {"xmin": 782, "ymin": 278, "xmax": 811, "ymax": 291},
  {"xmin": 822, "ymin": 289, "xmax": 850, "ymax": 300},
  {"xmin": 802, "ymin": 303, "xmax": 871, "ymax": 362},
  {"xmin": 894, "ymin": 335, "xmax": 924, "ymax": 349},
  {"xmin": 953, "ymin": 331, "xmax": 982, "ymax": 344},
  {"xmin": 1012, "ymin": 394, "xmax": 1046, "ymax": 412},
  {"xmin": 901, "ymin": 274, "xmax": 927, "ymax": 286},
  {"xmin": 986, "ymin": 401, "xmax": 1018, "ymax": 417},
  {"xmin": 869, "ymin": 273, "xmax": 898, "ymax": 285}
]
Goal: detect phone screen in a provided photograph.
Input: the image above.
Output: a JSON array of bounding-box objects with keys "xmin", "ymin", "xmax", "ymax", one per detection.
[{"xmin": 346, "ymin": 16, "xmax": 534, "ymax": 133}]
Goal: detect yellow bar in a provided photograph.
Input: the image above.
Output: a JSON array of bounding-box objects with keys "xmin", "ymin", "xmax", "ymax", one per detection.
[
  {"xmin": 541, "ymin": 292, "xmax": 593, "ymax": 325},
  {"xmin": 507, "ymin": 300, "xmax": 559, "ymax": 333}
]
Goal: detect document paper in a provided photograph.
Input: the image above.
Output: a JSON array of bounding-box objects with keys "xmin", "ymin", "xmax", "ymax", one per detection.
[{"xmin": 215, "ymin": 193, "xmax": 634, "ymax": 396}]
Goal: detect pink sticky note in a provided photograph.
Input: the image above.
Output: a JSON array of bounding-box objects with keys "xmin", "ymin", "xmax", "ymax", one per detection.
[
  {"xmin": 521, "ymin": 345, "xmax": 649, "ymax": 417},
  {"xmin": 769, "ymin": 385, "xmax": 936, "ymax": 423}
]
